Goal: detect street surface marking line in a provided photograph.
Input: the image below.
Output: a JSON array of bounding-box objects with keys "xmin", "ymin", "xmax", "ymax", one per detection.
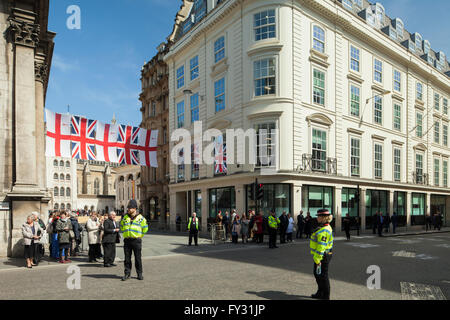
[
  {"xmin": 392, "ymin": 251, "xmax": 416, "ymax": 258},
  {"xmin": 344, "ymin": 242, "xmax": 379, "ymax": 248},
  {"xmin": 400, "ymin": 282, "xmax": 446, "ymax": 300}
]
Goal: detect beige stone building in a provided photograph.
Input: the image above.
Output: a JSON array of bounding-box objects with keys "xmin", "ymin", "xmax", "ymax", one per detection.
[
  {"xmin": 165, "ymin": 0, "xmax": 450, "ymax": 234},
  {"xmin": 139, "ymin": 43, "xmax": 170, "ymax": 223},
  {"xmin": 76, "ymin": 160, "xmax": 118, "ymax": 214},
  {"xmin": 114, "ymin": 165, "xmax": 142, "ymax": 215},
  {"xmin": 46, "ymin": 157, "xmax": 78, "ymax": 211},
  {"xmin": 0, "ymin": 0, "xmax": 55, "ymax": 257}
]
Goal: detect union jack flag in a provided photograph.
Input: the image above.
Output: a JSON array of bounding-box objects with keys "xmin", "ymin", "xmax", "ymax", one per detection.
[
  {"xmin": 116, "ymin": 124, "xmax": 141, "ymax": 165},
  {"xmin": 70, "ymin": 116, "xmax": 97, "ymax": 160},
  {"xmin": 214, "ymin": 135, "xmax": 227, "ymax": 174}
]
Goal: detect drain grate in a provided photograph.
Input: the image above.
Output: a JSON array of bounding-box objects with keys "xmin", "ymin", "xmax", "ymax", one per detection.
[{"xmin": 400, "ymin": 282, "xmax": 446, "ymax": 300}]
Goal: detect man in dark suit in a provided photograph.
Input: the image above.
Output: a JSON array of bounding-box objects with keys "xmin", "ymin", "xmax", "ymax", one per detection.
[
  {"xmin": 296, "ymin": 211, "xmax": 305, "ymax": 239},
  {"xmin": 102, "ymin": 211, "xmax": 120, "ymax": 267},
  {"xmin": 377, "ymin": 212, "xmax": 384, "ymax": 237},
  {"xmin": 279, "ymin": 211, "xmax": 289, "ymax": 244}
]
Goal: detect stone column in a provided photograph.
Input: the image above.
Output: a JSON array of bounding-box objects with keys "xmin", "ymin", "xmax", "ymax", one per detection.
[
  {"xmin": 34, "ymin": 54, "xmax": 47, "ymax": 192},
  {"xmin": 292, "ymin": 183, "xmax": 302, "ymax": 221},
  {"xmin": 334, "ymin": 187, "xmax": 342, "ymax": 232},
  {"xmin": 360, "ymin": 188, "xmax": 366, "ymax": 232},
  {"xmin": 201, "ymin": 187, "xmax": 208, "ymax": 234},
  {"xmin": 426, "ymin": 193, "xmax": 431, "ymax": 216},
  {"xmin": 169, "ymin": 191, "xmax": 177, "ymax": 231},
  {"xmin": 235, "ymin": 184, "xmax": 245, "ymax": 216},
  {"xmin": 406, "ymin": 192, "xmax": 412, "ymax": 227},
  {"xmin": 389, "ymin": 190, "xmax": 394, "ymax": 216}
]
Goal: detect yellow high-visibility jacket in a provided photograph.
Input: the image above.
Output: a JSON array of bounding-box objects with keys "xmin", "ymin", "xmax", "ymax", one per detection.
[
  {"xmin": 120, "ymin": 214, "xmax": 148, "ymax": 239},
  {"xmin": 188, "ymin": 217, "xmax": 199, "ymax": 230},
  {"xmin": 268, "ymin": 215, "xmax": 280, "ymax": 229},
  {"xmin": 310, "ymin": 224, "xmax": 333, "ymax": 265}
]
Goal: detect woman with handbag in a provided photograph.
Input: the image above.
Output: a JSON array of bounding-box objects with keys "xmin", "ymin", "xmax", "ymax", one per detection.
[
  {"xmin": 86, "ymin": 212, "xmax": 101, "ymax": 262},
  {"xmin": 56, "ymin": 211, "xmax": 73, "ymax": 263},
  {"xmin": 22, "ymin": 215, "xmax": 42, "ymax": 268}
]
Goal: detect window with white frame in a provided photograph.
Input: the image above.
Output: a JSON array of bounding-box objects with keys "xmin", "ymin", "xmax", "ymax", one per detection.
[
  {"xmin": 374, "ymin": 143, "xmax": 383, "ymax": 179},
  {"xmin": 190, "ymin": 56, "xmax": 199, "ymax": 81},
  {"xmin": 444, "ymin": 124, "xmax": 448, "ymax": 147},
  {"xmin": 350, "ymin": 46, "xmax": 360, "ymax": 72},
  {"xmin": 416, "ymin": 82, "xmax": 423, "ymax": 101},
  {"xmin": 255, "ymin": 122, "xmax": 276, "ymax": 167},
  {"xmin": 312, "ymin": 128, "xmax": 327, "ymax": 171},
  {"xmin": 254, "ymin": 58, "xmax": 276, "ymax": 96},
  {"xmin": 416, "ymin": 153, "xmax": 423, "ymax": 183},
  {"xmin": 434, "ymin": 158, "xmax": 440, "ymax": 186},
  {"xmin": 374, "ymin": 95, "xmax": 382, "ymax": 125},
  {"xmin": 434, "ymin": 121, "xmax": 440, "ymax": 144},
  {"xmin": 393, "ymin": 70, "xmax": 401, "ymax": 92},
  {"xmin": 214, "ymin": 77, "xmax": 225, "ymax": 112},
  {"xmin": 191, "ymin": 144, "xmax": 199, "ymax": 179},
  {"xmin": 214, "ymin": 36, "xmax": 225, "ymax": 63},
  {"xmin": 416, "ymin": 112, "xmax": 423, "ymax": 138},
  {"xmin": 177, "ymin": 101, "xmax": 185, "ymax": 128},
  {"xmin": 374, "ymin": 59, "xmax": 383, "ymax": 83},
  {"xmin": 151, "ymin": 102, "xmax": 156, "ymax": 117},
  {"xmin": 394, "ymin": 148, "xmax": 401, "ymax": 182},
  {"xmin": 313, "ymin": 25, "xmax": 325, "ymax": 53},
  {"xmin": 393, "ymin": 103, "xmax": 401, "ymax": 131},
  {"xmin": 190, "ymin": 93, "xmax": 199, "ymax": 123},
  {"xmin": 444, "ymin": 98, "xmax": 448, "ymax": 115},
  {"xmin": 176, "ymin": 65, "xmax": 184, "ymax": 89},
  {"xmin": 350, "ymin": 137, "xmax": 360, "ymax": 177},
  {"xmin": 254, "ymin": 9, "xmax": 276, "ymax": 41},
  {"xmin": 350, "ymin": 85, "xmax": 360, "ymax": 117},
  {"xmin": 444, "ymin": 160, "xmax": 448, "ymax": 187},
  {"xmin": 313, "ymin": 69, "xmax": 325, "ymax": 106},
  {"xmin": 435, "ymin": 93, "xmax": 440, "ymax": 111}
]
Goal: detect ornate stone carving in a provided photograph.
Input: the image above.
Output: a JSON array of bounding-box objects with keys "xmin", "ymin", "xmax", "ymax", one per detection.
[
  {"xmin": 8, "ymin": 19, "xmax": 40, "ymax": 48},
  {"xmin": 34, "ymin": 61, "xmax": 48, "ymax": 83}
]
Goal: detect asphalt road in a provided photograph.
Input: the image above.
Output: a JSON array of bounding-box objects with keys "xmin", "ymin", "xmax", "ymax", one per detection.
[{"xmin": 0, "ymin": 232, "xmax": 449, "ymax": 300}]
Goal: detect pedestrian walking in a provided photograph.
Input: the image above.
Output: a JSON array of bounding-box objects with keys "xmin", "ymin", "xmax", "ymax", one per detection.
[
  {"xmin": 391, "ymin": 212, "xmax": 398, "ymax": 234},
  {"xmin": 268, "ymin": 210, "xmax": 280, "ymax": 249},
  {"xmin": 56, "ymin": 211, "xmax": 73, "ymax": 263},
  {"xmin": 384, "ymin": 214, "xmax": 390, "ymax": 233},
  {"xmin": 240, "ymin": 214, "xmax": 249, "ymax": 243},
  {"xmin": 310, "ymin": 209, "xmax": 334, "ymax": 300},
  {"xmin": 120, "ymin": 199, "xmax": 148, "ymax": 281},
  {"xmin": 286, "ymin": 213, "xmax": 294, "ymax": 242},
  {"xmin": 102, "ymin": 211, "xmax": 120, "ymax": 267},
  {"xmin": 304, "ymin": 212, "xmax": 313, "ymax": 239},
  {"xmin": 69, "ymin": 212, "xmax": 82, "ymax": 257},
  {"xmin": 296, "ymin": 211, "xmax": 305, "ymax": 239},
  {"xmin": 188, "ymin": 212, "xmax": 200, "ymax": 246},
  {"xmin": 231, "ymin": 215, "xmax": 241, "ymax": 244},
  {"xmin": 426, "ymin": 214, "xmax": 432, "ymax": 231},
  {"xmin": 223, "ymin": 211, "xmax": 230, "ymax": 241},
  {"xmin": 248, "ymin": 210, "xmax": 256, "ymax": 242},
  {"xmin": 31, "ymin": 212, "xmax": 46, "ymax": 264},
  {"xmin": 215, "ymin": 211, "xmax": 224, "ymax": 240},
  {"xmin": 279, "ymin": 211, "xmax": 289, "ymax": 244},
  {"xmin": 49, "ymin": 212, "xmax": 60, "ymax": 260},
  {"xmin": 255, "ymin": 212, "xmax": 264, "ymax": 244},
  {"xmin": 372, "ymin": 211, "xmax": 378, "ymax": 234},
  {"xmin": 343, "ymin": 213, "xmax": 351, "ymax": 241},
  {"xmin": 22, "ymin": 215, "xmax": 42, "ymax": 268},
  {"xmin": 86, "ymin": 212, "xmax": 102, "ymax": 262},
  {"xmin": 377, "ymin": 212, "xmax": 384, "ymax": 237}
]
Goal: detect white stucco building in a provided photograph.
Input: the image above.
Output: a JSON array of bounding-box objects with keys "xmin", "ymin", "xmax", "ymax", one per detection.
[
  {"xmin": 164, "ymin": 0, "xmax": 450, "ymax": 233},
  {"xmin": 45, "ymin": 157, "xmax": 78, "ymax": 211}
]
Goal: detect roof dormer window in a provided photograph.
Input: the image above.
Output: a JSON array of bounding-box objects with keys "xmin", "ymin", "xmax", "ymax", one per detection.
[
  {"xmin": 393, "ymin": 18, "xmax": 404, "ymax": 40},
  {"xmin": 423, "ymin": 40, "xmax": 431, "ymax": 55},
  {"xmin": 372, "ymin": 3, "xmax": 385, "ymax": 26},
  {"xmin": 342, "ymin": 0, "xmax": 353, "ymax": 10},
  {"xmin": 413, "ymin": 33, "xmax": 422, "ymax": 51},
  {"xmin": 437, "ymin": 51, "xmax": 446, "ymax": 63}
]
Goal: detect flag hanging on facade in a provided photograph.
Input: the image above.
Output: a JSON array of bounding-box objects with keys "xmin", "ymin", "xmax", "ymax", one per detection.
[
  {"xmin": 45, "ymin": 109, "xmax": 72, "ymax": 158},
  {"xmin": 44, "ymin": 109, "xmax": 158, "ymax": 167},
  {"xmin": 214, "ymin": 135, "xmax": 227, "ymax": 174}
]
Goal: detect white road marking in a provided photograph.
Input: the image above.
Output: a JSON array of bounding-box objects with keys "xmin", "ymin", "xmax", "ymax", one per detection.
[
  {"xmin": 345, "ymin": 242, "xmax": 379, "ymax": 248},
  {"xmin": 392, "ymin": 251, "xmax": 416, "ymax": 258},
  {"xmin": 401, "ymin": 282, "xmax": 446, "ymax": 300},
  {"xmin": 435, "ymin": 244, "xmax": 450, "ymax": 249}
]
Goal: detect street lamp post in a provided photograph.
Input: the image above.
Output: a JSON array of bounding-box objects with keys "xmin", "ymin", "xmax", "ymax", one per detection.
[{"xmin": 359, "ymin": 90, "xmax": 391, "ymax": 128}]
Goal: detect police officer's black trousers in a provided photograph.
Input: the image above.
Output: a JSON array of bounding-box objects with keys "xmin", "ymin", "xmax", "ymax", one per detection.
[
  {"xmin": 314, "ymin": 253, "xmax": 332, "ymax": 299},
  {"xmin": 268, "ymin": 228, "xmax": 277, "ymax": 248},
  {"xmin": 189, "ymin": 230, "xmax": 198, "ymax": 245},
  {"xmin": 124, "ymin": 238, "xmax": 142, "ymax": 276}
]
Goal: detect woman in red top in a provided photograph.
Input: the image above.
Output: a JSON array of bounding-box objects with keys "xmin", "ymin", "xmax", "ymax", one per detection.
[{"xmin": 255, "ymin": 212, "xmax": 264, "ymax": 244}]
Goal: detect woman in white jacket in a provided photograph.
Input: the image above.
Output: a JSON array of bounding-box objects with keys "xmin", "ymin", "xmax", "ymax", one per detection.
[{"xmin": 86, "ymin": 212, "xmax": 101, "ymax": 262}]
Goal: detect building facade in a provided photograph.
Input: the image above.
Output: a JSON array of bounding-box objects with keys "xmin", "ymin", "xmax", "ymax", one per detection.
[
  {"xmin": 140, "ymin": 43, "xmax": 171, "ymax": 223},
  {"xmin": 115, "ymin": 165, "xmax": 142, "ymax": 215},
  {"xmin": 46, "ymin": 157, "xmax": 78, "ymax": 211},
  {"xmin": 165, "ymin": 0, "xmax": 450, "ymax": 233},
  {"xmin": 76, "ymin": 160, "xmax": 118, "ymax": 214},
  {"xmin": 0, "ymin": 0, "xmax": 55, "ymax": 257}
]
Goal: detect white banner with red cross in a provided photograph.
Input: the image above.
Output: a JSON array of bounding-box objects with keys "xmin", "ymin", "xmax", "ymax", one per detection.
[{"xmin": 45, "ymin": 109, "xmax": 158, "ymax": 167}]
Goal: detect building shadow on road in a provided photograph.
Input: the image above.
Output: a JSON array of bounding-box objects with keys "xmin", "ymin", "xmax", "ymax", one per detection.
[
  {"xmin": 83, "ymin": 274, "xmax": 123, "ymax": 279},
  {"xmin": 246, "ymin": 291, "xmax": 312, "ymax": 300}
]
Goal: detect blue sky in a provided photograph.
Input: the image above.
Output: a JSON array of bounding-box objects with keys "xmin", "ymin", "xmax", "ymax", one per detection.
[{"xmin": 46, "ymin": 0, "xmax": 450, "ymax": 126}]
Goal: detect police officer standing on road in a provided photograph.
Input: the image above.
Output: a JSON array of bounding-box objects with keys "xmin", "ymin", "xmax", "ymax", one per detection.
[
  {"xmin": 120, "ymin": 199, "xmax": 148, "ymax": 281},
  {"xmin": 268, "ymin": 210, "xmax": 280, "ymax": 249},
  {"xmin": 310, "ymin": 209, "xmax": 334, "ymax": 300},
  {"xmin": 188, "ymin": 212, "xmax": 200, "ymax": 246}
]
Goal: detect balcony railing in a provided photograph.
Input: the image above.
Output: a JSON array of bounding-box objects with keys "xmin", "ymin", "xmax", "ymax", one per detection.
[
  {"xmin": 412, "ymin": 171, "xmax": 429, "ymax": 185},
  {"xmin": 300, "ymin": 154, "xmax": 337, "ymax": 176}
]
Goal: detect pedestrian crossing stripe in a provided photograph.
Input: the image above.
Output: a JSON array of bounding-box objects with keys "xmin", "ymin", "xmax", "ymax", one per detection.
[
  {"xmin": 345, "ymin": 243, "xmax": 379, "ymax": 248},
  {"xmin": 400, "ymin": 282, "xmax": 446, "ymax": 300}
]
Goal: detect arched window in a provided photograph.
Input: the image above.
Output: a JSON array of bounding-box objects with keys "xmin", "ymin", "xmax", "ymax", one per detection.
[
  {"xmin": 60, "ymin": 174, "xmax": 64, "ymax": 181},
  {"xmin": 60, "ymin": 160, "xmax": 64, "ymax": 167},
  {"xmin": 66, "ymin": 174, "xmax": 70, "ymax": 181},
  {"xmin": 60, "ymin": 187, "xmax": 65, "ymax": 197},
  {"xmin": 54, "ymin": 173, "xmax": 58, "ymax": 180},
  {"xmin": 54, "ymin": 187, "xmax": 59, "ymax": 197},
  {"xmin": 66, "ymin": 188, "xmax": 71, "ymax": 197},
  {"xmin": 54, "ymin": 203, "xmax": 59, "ymax": 210},
  {"xmin": 53, "ymin": 160, "xmax": 58, "ymax": 167},
  {"xmin": 313, "ymin": 25, "xmax": 325, "ymax": 53},
  {"xmin": 61, "ymin": 203, "xmax": 65, "ymax": 210},
  {"xmin": 66, "ymin": 161, "xmax": 70, "ymax": 168},
  {"xmin": 94, "ymin": 178, "xmax": 100, "ymax": 195}
]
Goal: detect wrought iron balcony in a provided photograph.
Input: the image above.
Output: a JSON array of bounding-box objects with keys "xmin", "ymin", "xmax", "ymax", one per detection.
[
  {"xmin": 300, "ymin": 154, "xmax": 337, "ymax": 176},
  {"xmin": 412, "ymin": 171, "xmax": 429, "ymax": 185}
]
